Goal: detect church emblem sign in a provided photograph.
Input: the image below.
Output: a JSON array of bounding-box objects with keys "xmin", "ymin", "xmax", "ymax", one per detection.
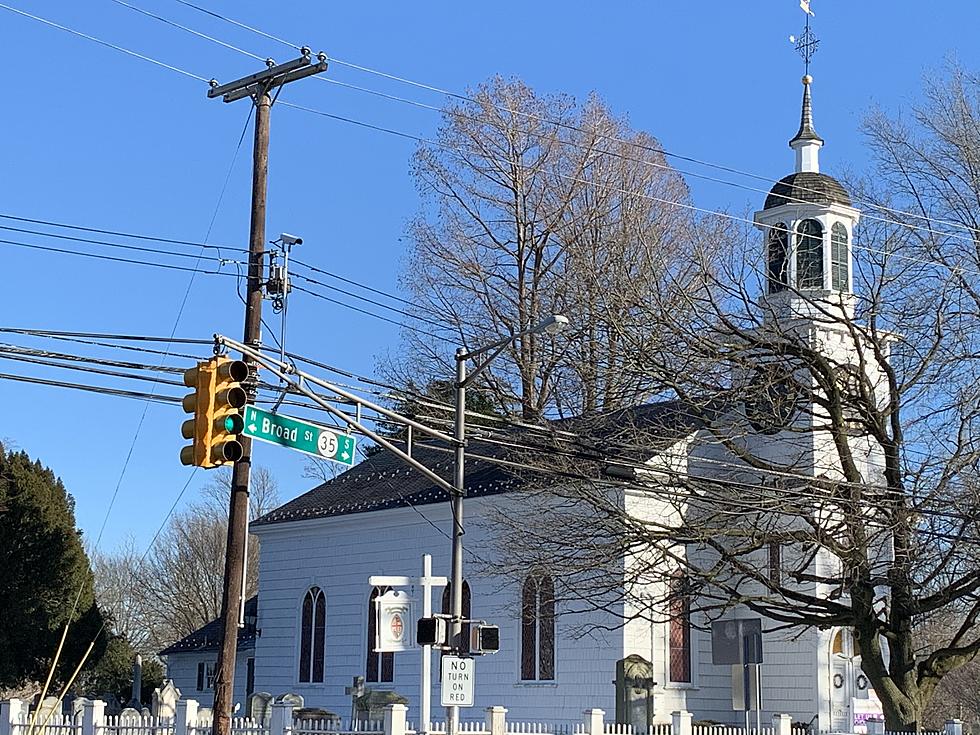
[{"xmin": 375, "ymin": 589, "xmax": 414, "ymax": 652}]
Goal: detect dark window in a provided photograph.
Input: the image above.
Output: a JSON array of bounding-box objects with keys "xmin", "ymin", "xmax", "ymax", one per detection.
[
  {"xmin": 767, "ymin": 223, "xmax": 789, "ymax": 293},
  {"xmin": 299, "ymin": 586, "xmax": 326, "ymax": 683},
  {"xmin": 796, "ymin": 219, "xmax": 824, "ymax": 289},
  {"xmin": 521, "ymin": 574, "xmax": 556, "ymax": 681},
  {"xmin": 668, "ymin": 575, "xmax": 692, "ymax": 683},
  {"xmin": 441, "ymin": 581, "xmax": 471, "ymax": 654},
  {"xmin": 769, "ymin": 543, "xmax": 782, "ymax": 586},
  {"xmin": 246, "ymin": 658, "xmax": 255, "ymax": 698},
  {"xmin": 196, "ymin": 662, "xmax": 205, "ymax": 692},
  {"xmin": 831, "ymin": 223, "xmax": 849, "ymax": 291},
  {"xmin": 367, "ymin": 587, "xmax": 395, "ymax": 683}
]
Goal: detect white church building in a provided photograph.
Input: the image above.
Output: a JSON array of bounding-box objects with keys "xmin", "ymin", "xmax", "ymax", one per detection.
[{"xmin": 163, "ymin": 75, "xmax": 885, "ymax": 733}]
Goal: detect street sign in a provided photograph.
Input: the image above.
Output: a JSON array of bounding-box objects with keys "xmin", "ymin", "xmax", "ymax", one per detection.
[
  {"xmin": 440, "ymin": 656, "xmax": 474, "ymax": 707},
  {"xmin": 242, "ymin": 405, "xmax": 356, "ymax": 465}
]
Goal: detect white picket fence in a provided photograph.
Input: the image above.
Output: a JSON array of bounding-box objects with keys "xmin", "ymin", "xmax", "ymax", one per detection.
[
  {"xmin": 293, "ymin": 720, "xmax": 385, "ymax": 735},
  {"xmin": 693, "ymin": 727, "xmax": 774, "ymax": 735},
  {"xmin": 0, "ymin": 700, "xmax": 968, "ymax": 735}
]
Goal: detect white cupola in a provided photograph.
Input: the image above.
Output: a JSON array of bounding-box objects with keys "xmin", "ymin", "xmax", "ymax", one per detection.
[{"xmin": 753, "ymin": 75, "xmax": 861, "ymax": 322}]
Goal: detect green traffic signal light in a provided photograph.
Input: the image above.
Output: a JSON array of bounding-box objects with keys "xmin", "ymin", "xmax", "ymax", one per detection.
[{"xmin": 224, "ymin": 414, "xmax": 245, "ymax": 434}]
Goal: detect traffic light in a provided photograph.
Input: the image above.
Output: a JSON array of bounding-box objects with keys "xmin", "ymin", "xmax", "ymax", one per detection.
[{"xmin": 180, "ymin": 357, "xmax": 249, "ymax": 468}]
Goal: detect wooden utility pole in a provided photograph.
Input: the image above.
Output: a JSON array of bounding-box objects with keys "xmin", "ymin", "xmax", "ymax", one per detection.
[{"xmin": 207, "ymin": 50, "xmax": 327, "ymax": 735}]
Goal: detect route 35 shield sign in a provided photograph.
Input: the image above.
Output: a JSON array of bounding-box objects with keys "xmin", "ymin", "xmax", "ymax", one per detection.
[{"xmin": 375, "ymin": 590, "xmax": 415, "ymax": 652}]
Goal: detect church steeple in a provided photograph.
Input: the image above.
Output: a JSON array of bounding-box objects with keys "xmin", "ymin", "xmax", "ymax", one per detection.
[
  {"xmin": 789, "ymin": 75, "xmax": 823, "ymax": 173},
  {"xmin": 754, "ymin": 68, "xmax": 861, "ymax": 320}
]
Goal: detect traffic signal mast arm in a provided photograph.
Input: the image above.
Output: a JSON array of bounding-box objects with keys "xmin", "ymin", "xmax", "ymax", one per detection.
[{"xmin": 212, "ymin": 334, "xmax": 457, "ymax": 493}]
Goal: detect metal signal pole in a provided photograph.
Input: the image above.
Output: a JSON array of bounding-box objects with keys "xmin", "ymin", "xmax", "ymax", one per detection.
[{"xmin": 207, "ymin": 50, "xmax": 327, "ymax": 735}]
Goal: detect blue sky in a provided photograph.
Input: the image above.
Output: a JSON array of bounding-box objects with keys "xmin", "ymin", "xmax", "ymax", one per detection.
[{"xmin": 1, "ymin": 0, "xmax": 978, "ymax": 553}]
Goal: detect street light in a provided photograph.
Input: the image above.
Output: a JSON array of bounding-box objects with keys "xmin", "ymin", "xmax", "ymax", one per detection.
[{"xmin": 446, "ymin": 314, "xmax": 570, "ymax": 733}]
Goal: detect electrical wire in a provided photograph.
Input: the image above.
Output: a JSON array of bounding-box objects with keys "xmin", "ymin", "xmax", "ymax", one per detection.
[
  {"xmin": 279, "ymin": 100, "xmax": 980, "ymax": 281},
  {"xmin": 0, "ymin": 236, "xmax": 240, "ymax": 276},
  {"xmin": 106, "ymin": 0, "xmax": 266, "ymax": 62},
  {"xmin": 147, "ymin": 0, "xmax": 980, "ymax": 250},
  {"xmin": 4, "ymin": 333, "xmax": 953, "ymax": 528},
  {"xmin": 0, "ymin": 224, "xmax": 245, "ymax": 265},
  {"xmin": 23, "ymin": 0, "xmax": 980, "ymax": 272},
  {"xmin": 0, "ymin": 212, "xmax": 246, "ymax": 253},
  {"xmin": 0, "ymin": 2, "xmax": 208, "ymax": 82}
]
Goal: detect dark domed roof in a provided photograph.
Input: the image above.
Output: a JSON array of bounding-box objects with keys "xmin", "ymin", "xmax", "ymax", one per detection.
[{"xmin": 764, "ymin": 171, "xmax": 851, "ymax": 210}]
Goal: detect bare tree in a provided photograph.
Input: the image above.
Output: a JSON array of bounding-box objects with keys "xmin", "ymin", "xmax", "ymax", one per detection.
[
  {"xmin": 387, "ymin": 77, "xmax": 702, "ymax": 420},
  {"xmin": 487, "ymin": 68, "xmax": 980, "ymax": 729},
  {"xmin": 96, "ymin": 467, "xmax": 280, "ymax": 654},
  {"xmin": 90, "ymin": 537, "xmax": 154, "ymax": 656}
]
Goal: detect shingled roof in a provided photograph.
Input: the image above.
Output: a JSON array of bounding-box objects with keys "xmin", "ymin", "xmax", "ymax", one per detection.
[
  {"xmin": 160, "ymin": 595, "xmax": 258, "ymax": 656},
  {"xmin": 764, "ymin": 171, "xmax": 851, "ymax": 210},
  {"xmin": 252, "ymin": 399, "xmax": 702, "ymax": 528}
]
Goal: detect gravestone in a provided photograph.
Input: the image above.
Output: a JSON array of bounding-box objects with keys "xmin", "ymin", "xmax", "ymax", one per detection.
[
  {"xmin": 34, "ymin": 696, "xmax": 63, "ymax": 725},
  {"xmin": 152, "ymin": 681, "xmax": 180, "ymax": 720},
  {"xmin": 356, "ymin": 691, "xmax": 408, "ymax": 723},
  {"xmin": 71, "ymin": 698, "xmax": 91, "ymax": 721},
  {"xmin": 247, "ymin": 692, "xmax": 273, "ymax": 725},
  {"xmin": 614, "ymin": 655, "xmax": 656, "ymax": 734},
  {"xmin": 197, "ymin": 707, "xmax": 213, "ymax": 723},
  {"xmin": 119, "ymin": 707, "xmax": 141, "ymax": 721},
  {"xmin": 274, "ymin": 694, "xmax": 304, "ymax": 709}
]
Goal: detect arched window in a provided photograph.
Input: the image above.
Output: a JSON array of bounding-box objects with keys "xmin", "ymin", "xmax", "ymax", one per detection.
[
  {"xmin": 366, "ymin": 587, "xmax": 394, "ymax": 683},
  {"xmin": 831, "ymin": 223, "xmax": 849, "ymax": 291},
  {"xmin": 796, "ymin": 219, "xmax": 824, "ymax": 290},
  {"xmin": 441, "ymin": 581, "xmax": 471, "ymax": 653},
  {"xmin": 299, "ymin": 586, "xmax": 326, "ymax": 683},
  {"xmin": 668, "ymin": 574, "xmax": 692, "ymax": 683},
  {"xmin": 521, "ymin": 574, "xmax": 556, "ymax": 681},
  {"xmin": 767, "ymin": 223, "xmax": 789, "ymax": 294}
]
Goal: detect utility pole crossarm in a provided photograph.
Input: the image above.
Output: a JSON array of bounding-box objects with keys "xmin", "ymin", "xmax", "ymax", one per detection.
[{"xmin": 207, "ymin": 51, "xmax": 328, "ymax": 102}]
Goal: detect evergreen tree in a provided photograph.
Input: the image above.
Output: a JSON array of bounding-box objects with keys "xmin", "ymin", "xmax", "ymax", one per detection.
[{"xmin": 0, "ymin": 443, "xmax": 106, "ymax": 689}]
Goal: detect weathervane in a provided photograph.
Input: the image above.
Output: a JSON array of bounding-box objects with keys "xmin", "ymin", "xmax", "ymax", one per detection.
[{"xmin": 789, "ymin": 0, "xmax": 819, "ymax": 76}]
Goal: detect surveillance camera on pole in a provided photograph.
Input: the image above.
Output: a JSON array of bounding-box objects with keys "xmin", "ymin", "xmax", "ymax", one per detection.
[{"xmin": 279, "ymin": 232, "xmax": 303, "ymax": 246}]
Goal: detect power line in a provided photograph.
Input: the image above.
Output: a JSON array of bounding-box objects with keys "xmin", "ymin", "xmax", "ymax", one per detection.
[
  {"xmin": 26, "ymin": 0, "xmax": 980, "ymax": 265},
  {"xmin": 0, "ymin": 224, "xmax": 246, "ymax": 265},
  {"xmin": 106, "ymin": 0, "xmax": 265, "ymax": 62},
  {"xmin": 279, "ymin": 100, "xmax": 980, "ymax": 281},
  {"xmin": 149, "ymin": 0, "xmax": 980, "ymax": 250},
  {"xmin": 0, "ymin": 2, "xmax": 208, "ymax": 82},
  {"xmin": 0, "ymin": 212, "xmax": 246, "ymax": 253},
  {"xmin": 0, "ymin": 332, "xmax": 971, "ymax": 533},
  {"xmin": 0, "ymin": 236, "xmax": 240, "ymax": 276}
]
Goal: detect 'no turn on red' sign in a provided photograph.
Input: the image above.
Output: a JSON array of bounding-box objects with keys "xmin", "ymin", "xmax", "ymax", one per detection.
[{"xmin": 441, "ymin": 656, "xmax": 474, "ymax": 707}]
